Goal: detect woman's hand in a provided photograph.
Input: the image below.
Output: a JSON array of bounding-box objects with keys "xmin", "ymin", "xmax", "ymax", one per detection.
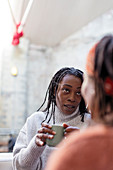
[
  {"xmin": 63, "ymin": 123, "xmax": 80, "ymax": 137},
  {"xmin": 35, "ymin": 123, "xmax": 56, "ymax": 146}
]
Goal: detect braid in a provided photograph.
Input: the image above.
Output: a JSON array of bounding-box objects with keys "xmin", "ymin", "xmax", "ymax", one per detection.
[
  {"xmin": 37, "ymin": 67, "xmax": 87, "ymax": 124},
  {"xmin": 37, "ymin": 87, "xmax": 49, "ymax": 112}
]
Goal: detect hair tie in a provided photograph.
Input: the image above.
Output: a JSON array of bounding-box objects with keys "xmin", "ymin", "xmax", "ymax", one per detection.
[{"xmin": 104, "ymin": 77, "xmax": 113, "ymax": 96}]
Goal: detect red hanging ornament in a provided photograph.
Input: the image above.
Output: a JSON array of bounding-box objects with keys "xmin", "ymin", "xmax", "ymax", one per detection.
[{"xmin": 12, "ymin": 23, "xmax": 24, "ymax": 46}]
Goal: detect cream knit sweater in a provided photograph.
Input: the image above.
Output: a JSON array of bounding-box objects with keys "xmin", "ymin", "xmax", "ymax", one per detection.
[{"xmin": 13, "ymin": 107, "xmax": 90, "ymax": 170}]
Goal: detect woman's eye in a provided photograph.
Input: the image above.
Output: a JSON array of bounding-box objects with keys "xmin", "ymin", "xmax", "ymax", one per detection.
[
  {"xmin": 76, "ymin": 92, "xmax": 81, "ymax": 96},
  {"xmin": 63, "ymin": 88, "xmax": 70, "ymax": 93}
]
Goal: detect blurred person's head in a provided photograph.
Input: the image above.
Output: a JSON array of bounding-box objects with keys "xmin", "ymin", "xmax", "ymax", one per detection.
[{"xmin": 82, "ymin": 35, "xmax": 113, "ymax": 125}]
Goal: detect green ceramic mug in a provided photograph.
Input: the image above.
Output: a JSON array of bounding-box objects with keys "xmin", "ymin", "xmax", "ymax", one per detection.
[{"xmin": 46, "ymin": 124, "xmax": 64, "ymax": 147}]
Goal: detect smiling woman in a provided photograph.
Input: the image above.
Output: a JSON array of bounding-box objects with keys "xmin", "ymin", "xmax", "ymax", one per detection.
[{"xmin": 13, "ymin": 67, "xmax": 90, "ymax": 170}]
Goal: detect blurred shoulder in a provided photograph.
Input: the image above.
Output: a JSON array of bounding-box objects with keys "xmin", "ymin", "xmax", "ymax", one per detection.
[
  {"xmin": 63, "ymin": 124, "xmax": 112, "ymax": 146},
  {"xmin": 46, "ymin": 125, "xmax": 113, "ymax": 170}
]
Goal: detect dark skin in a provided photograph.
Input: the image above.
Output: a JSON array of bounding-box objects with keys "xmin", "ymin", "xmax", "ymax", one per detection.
[
  {"xmin": 36, "ymin": 123, "xmax": 80, "ymax": 146},
  {"xmin": 36, "ymin": 123, "xmax": 55, "ymax": 146},
  {"xmin": 36, "ymin": 75, "xmax": 81, "ymax": 146},
  {"xmin": 63, "ymin": 123, "xmax": 80, "ymax": 137}
]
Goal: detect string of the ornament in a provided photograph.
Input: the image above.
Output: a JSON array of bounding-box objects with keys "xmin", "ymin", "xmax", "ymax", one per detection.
[
  {"xmin": 21, "ymin": 0, "xmax": 34, "ymax": 27},
  {"xmin": 20, "ymin": 0, "xmax": 25, "ymax": 25},
  {"xmin": 7, "ymin": 0, "xmax": 17, "ymax": 25}
]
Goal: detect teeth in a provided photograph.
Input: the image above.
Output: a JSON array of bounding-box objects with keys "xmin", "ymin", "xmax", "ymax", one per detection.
[{"xmin": 66, "ymin": 105, "xmax": 74, "ymax": 108}]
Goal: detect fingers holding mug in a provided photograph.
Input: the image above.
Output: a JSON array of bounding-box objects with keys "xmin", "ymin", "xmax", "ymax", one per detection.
[
  {"xmin": 35, "ymin": 133, "xmax": 54, "ymax": 146},
  {"xmin": 35, "ymin": 123, "xmax": 56, "ymax": 147}
]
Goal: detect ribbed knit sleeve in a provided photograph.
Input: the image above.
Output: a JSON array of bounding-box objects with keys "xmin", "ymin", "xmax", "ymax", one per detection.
[{"xmin": 13, "ymin": 112, "xmax": 46, "ymax": 170}]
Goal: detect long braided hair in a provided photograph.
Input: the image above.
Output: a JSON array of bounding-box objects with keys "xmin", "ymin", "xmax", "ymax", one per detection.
[{"xmin": 37, "ymin": 67, "xmax": 87, "ymax": 124}]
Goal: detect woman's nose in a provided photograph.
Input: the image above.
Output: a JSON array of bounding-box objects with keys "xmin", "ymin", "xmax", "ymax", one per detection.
[{"xmin": 68, "ymin": 93, "xmax": 75, "ymax": 102}]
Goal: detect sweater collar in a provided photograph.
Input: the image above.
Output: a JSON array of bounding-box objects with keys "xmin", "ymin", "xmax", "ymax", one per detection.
[{"xmin": 55, "ymin": 105, "xmax": 80, "ymax": 123}]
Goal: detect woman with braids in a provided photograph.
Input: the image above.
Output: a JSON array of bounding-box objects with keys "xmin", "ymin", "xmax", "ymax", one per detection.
[
  {"xmin": 13, "ymin": 67, "xmax": 90, "ymax": 170},
  {"xmin": 45, "ymin": 35, "xmax": 113, "ymax": 170}
]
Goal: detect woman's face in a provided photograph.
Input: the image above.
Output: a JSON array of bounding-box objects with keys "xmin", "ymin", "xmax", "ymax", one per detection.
[
  {"xmin": 81, "ymin": 74, "xmax": 95, "ymax": 112},
  {"xmin": 56, "ymin": 74, "xmax": 82, "ymax": 115}
]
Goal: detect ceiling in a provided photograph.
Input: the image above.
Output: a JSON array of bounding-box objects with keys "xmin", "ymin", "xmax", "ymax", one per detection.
[{"xmin": 1, "ymin": 0, "xmax": 113, "ymax": 46}]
